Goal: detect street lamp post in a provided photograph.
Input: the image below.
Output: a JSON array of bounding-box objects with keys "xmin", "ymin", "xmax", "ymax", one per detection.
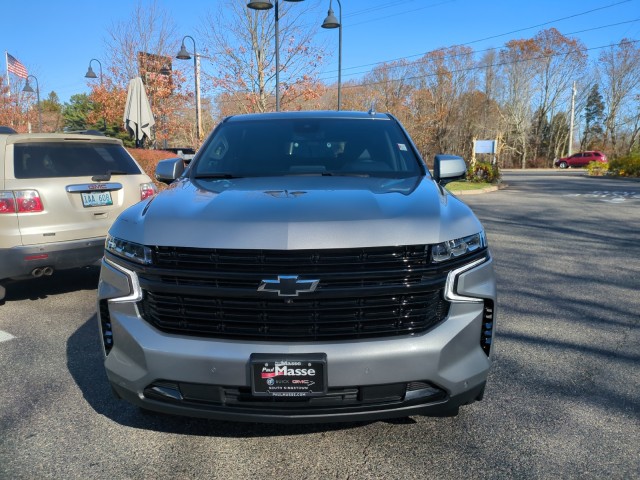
[
  {"xmin": 85, "ymin": 59, "xmax": 107, "ymax": 130},
  {"xmin": 84, "ymin": 58, "xmax": 103, "ymax": 84},
  {"xmin": 22, "ymin": 75, "xmax": 42, "ymax": 133},
  {"xmin": 321, "ymin": 0, "xmax": 342, "ymax": 111},
  {"xmin": 177, "ymin": 35, "xmax": 202, "ymax": 143},
  {"xmin": 247, "ymin": 0, "xmax": 305, "ymax": 112}
]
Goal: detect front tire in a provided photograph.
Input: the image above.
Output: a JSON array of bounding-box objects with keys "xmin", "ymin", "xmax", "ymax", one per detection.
[{"xmin": 559, "ymin": 161, "xmax": 568, "ymax": 169}]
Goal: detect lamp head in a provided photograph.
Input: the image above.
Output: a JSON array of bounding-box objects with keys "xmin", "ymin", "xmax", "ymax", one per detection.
[
  {"xmin": 247, "ymin": 1, "xmax": 273, "ymax": 10},
  {"xmin": 85, "ymin": 66, "xmax": 98, "ymax": 79},
  {"xmin": 176, "ymin": 43, "xmax": 192, "ymax": 60},
  {"xmin": 322, "ymin": 7, "xmax": 340, "ymax": 28},
  {"xmin": 22, "ymin": 81, "xmax": 35, "ymax": 93}
]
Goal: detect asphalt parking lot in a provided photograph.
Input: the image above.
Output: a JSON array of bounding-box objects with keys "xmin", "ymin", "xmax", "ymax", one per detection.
[{"xmin": 0, "ymin": 170, "xmax": 638, "ymax": 479}]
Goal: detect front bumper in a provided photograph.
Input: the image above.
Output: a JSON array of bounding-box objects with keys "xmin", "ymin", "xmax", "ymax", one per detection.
[{"xmin": 98, "ymin": 256, "xmax": 496, "ymax": 423}]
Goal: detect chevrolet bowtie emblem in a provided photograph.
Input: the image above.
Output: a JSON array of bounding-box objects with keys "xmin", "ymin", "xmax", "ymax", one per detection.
[{"xmin": 258, "ymin": 275, "xmax": 320, "ymax": 297}]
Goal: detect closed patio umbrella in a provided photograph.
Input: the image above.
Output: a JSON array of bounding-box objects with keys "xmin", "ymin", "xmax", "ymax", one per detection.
[{"xmin": 123, "ymin": 77, "xmax": 155, "ymax": 147}]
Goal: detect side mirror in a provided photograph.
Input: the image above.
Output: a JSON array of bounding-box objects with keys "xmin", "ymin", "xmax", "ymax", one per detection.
[
  {"xmin": 433, "ymin": 154, "xmax": 467, "ymax": 185},
  {"xmin": 155, "ymin": 157, "xmax": 185, "ymax": 185}
]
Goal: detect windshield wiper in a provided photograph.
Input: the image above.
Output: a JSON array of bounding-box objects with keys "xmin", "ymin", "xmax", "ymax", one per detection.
[
  {"xmin": 324, "ymin": 172, "xmax": 371, "ymax": 177},
  {"xmin": 282, "ymin": 171, "xmax": 370, "ymax": 177},
  {"xmin": 193, "ymin": 173, "xmax": 242, "ymax": 179},
  {"xmin": 92, "ymin": 170, "xmax": 128, "ymax": 182}
]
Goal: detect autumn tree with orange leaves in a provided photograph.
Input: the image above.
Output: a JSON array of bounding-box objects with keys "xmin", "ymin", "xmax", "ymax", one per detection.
[
  {"xmin": 407, "ymin": 46, "xmax": 477, "ymax": 161},
  {"xmin": 85, "ymin": 1, "xmax": 197, "ymax": 148},
  {"xmin": 0, "ymin": 77, "xmax": 62, "ymax": 133},
  {"xmin": 0, "ymin": 78, "xmax": 28, "ymax": 132}
]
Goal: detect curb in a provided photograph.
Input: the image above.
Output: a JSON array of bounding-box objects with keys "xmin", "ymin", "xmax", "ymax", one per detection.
[
  {"xmin": 448, "ymin": 184, "xmax": 505, "ymax": 195},
  {"xmin": 585, "ymin": 174, "xmax": 640, "ymax": 183}
]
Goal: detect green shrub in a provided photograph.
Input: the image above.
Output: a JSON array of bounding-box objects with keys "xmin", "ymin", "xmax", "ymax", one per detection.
[
  {"xmin": 608, "ymin": 154, "xmax": 640, "ymax": 177},
  {"xmin": 467, "ymin": 161, "xmax": 501, "ymax": 183},
  {"xmin": 586, "ymin": 161, "xmax": 609, "ymax": 176}
]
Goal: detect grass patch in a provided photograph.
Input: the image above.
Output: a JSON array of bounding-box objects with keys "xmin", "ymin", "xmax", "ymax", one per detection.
[{"xmin": 446, "ymin": 181, "xmax": 493, "ymax": 191}]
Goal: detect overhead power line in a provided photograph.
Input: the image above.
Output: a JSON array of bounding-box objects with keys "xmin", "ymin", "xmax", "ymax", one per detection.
[
  {"xmin": 317, "ymin": 18, "xmax": 640, "ymax": 82},
  {"xmin": 316, "ymin": 0, "xmax": 634, "ymax": 80}
]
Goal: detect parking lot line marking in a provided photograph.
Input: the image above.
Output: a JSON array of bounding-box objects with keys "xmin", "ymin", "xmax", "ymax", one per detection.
[{"xmin": 0, "ymin": 330, "xmax": 16, "ymax": 343}]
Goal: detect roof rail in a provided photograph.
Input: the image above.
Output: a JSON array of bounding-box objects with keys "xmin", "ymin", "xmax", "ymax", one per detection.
[{"xmin": 0, "ymin": 126, "xmax": 17, "ymax": 134}]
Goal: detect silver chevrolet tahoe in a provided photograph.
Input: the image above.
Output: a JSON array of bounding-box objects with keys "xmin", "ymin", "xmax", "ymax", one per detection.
[{"xmin": 97, "ymin": 111, "xmax": 496, "ymax": 423}]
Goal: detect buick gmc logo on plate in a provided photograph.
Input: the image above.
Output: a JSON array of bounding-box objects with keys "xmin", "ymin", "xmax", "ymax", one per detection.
[{"xmin": 258, "ymin": 275, "xmax": 319, "ymax": 297}]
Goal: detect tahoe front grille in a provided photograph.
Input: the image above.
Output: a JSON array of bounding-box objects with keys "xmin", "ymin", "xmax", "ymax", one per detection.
[
  {"xmin": 139, "ymin": 288, "xmax": 449, "ymax": 340},
  {"xmin": 133, "ymin": 246, "xmax": 473, "ymax": 341}
]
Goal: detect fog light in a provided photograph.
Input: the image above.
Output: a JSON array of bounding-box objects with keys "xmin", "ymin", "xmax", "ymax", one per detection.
[{"xmin": 144, "ymin": 381, "xmax": 183, "ymax": 401}]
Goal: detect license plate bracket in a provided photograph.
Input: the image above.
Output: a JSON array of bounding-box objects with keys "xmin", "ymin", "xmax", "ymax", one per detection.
[
  {"xmin": 81, "ymin": 191, "xmax": 113, "ymax": 208},
  {"xmin": 250, "ymin": 353, "xmax": 328, "ymax": 398}
]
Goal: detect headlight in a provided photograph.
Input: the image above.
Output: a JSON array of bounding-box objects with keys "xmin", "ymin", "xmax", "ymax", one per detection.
[
  {"xmin": 432, "ymin": 231, "xmax": 486, "ymax": 263},
  {"xmin": 105, "ymin": 235, "xmax": 153, "ymax": 265}
]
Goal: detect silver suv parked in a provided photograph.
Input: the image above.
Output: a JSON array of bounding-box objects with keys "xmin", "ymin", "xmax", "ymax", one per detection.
[
  {"xmin": 0, "ymin": 129, "xmax": 156, "ymax": 301},
  {"xmin": 98, "ymin": 111, "xmax": 496, "ymax": 423}
]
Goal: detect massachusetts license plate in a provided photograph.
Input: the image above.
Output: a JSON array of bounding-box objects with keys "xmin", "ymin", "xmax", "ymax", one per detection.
[
  {"xmin": 251, "ymin": 353, "xmax": 328, "ymax": 397},
  {"xmin": 81, "ymin": 191, "xmax": 113, "ymax": 208}
]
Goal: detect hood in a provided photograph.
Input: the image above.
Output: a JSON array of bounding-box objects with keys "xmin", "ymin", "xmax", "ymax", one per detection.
[{"xmin": 111, "ymin": 176, "xmax": 483, "ymax": 250}]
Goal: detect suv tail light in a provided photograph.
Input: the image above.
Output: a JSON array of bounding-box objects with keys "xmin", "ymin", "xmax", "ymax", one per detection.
[
  {"xmin": 0, "ymin": 192, "xmax": 16, "ymax": 213},
  {"xmin": 15, "ymin": 190, "xmax": 44, "ymax": 212},
  {"xmin": 0, "ymin": 190, "xmax": 44, "ymax": 213},
  {"xmin": 0, "ymin": 191, "xmax": 17, "ymax": 213},
  {"xmin": 140, "ymin": 183, "xmax": 157, "ymax": 200}
]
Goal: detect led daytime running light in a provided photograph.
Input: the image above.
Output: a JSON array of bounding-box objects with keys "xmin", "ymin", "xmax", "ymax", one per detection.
[
  {"xmin": 105, "ymin": 235, "xmax": 153, "ymax": 265},
  {"xmin": 432, "ymin": 232, "xmax": 486, "ymax": 263}
]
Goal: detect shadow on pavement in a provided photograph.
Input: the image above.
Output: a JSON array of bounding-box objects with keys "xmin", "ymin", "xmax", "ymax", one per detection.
[
  {"xmin": 2, "ymin": 266, "xmax": 100, "ymax": 303},
  {"xmin": 66, "ymin": 315, "xmax": 370, "ymax": 437}
]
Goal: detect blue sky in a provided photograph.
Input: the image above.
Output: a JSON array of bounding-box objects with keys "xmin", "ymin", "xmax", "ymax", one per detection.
[{"xmin": 1, "ymin": 0, "xmax": 638, "ymax": 103}]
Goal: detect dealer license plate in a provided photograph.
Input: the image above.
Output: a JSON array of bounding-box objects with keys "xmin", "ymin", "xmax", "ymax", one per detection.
[
  {"xmin": 251, "ymin": 353, "xmax": 328, "ymax": 397},
  {"xmin": 81, "ymin": 191, "xmax": 113, "ymax": 208}
]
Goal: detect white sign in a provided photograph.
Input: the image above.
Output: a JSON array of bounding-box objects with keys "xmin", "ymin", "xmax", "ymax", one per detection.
[{"xmin": 475, "ymin": 140, "xmax": 496, "ymax": 154}]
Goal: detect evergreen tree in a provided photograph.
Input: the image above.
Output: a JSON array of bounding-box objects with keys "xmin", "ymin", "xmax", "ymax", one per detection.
[
  {"xmin": 581, "ymin": 84, "xmax": 605, "ymax": 150},
  {"xmin": 62, "ymin": 94, "xmax": 95, "ymax": 132},
  {"xmin": 41, "ymin": 91, "xmax": 62, "ymax": 114}
]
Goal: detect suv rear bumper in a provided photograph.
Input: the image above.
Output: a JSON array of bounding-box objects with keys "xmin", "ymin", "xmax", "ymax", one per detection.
[{"xmin": 0, "ymin": 237, "xmax": 105, "ymax": 280}]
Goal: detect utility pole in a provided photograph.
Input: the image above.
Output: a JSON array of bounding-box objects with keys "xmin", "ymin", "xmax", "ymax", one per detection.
[{"xmin": 568, "ymin": 81, "xmax": 576, "ymax": 156}]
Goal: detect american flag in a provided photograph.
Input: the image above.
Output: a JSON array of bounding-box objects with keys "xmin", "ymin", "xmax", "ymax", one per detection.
[{"xmin": 7, "ymin": 53, "xmax": 28, "ymax": 79}]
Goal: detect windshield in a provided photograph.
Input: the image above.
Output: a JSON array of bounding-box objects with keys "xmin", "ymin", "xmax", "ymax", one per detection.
[
  {"xmin": 193, "ymin": 118, "xmax": 423, "ymax": 178},
  {"xmin": 13, "ymin": 142, "xmax": 142, "ymax": 179}
]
